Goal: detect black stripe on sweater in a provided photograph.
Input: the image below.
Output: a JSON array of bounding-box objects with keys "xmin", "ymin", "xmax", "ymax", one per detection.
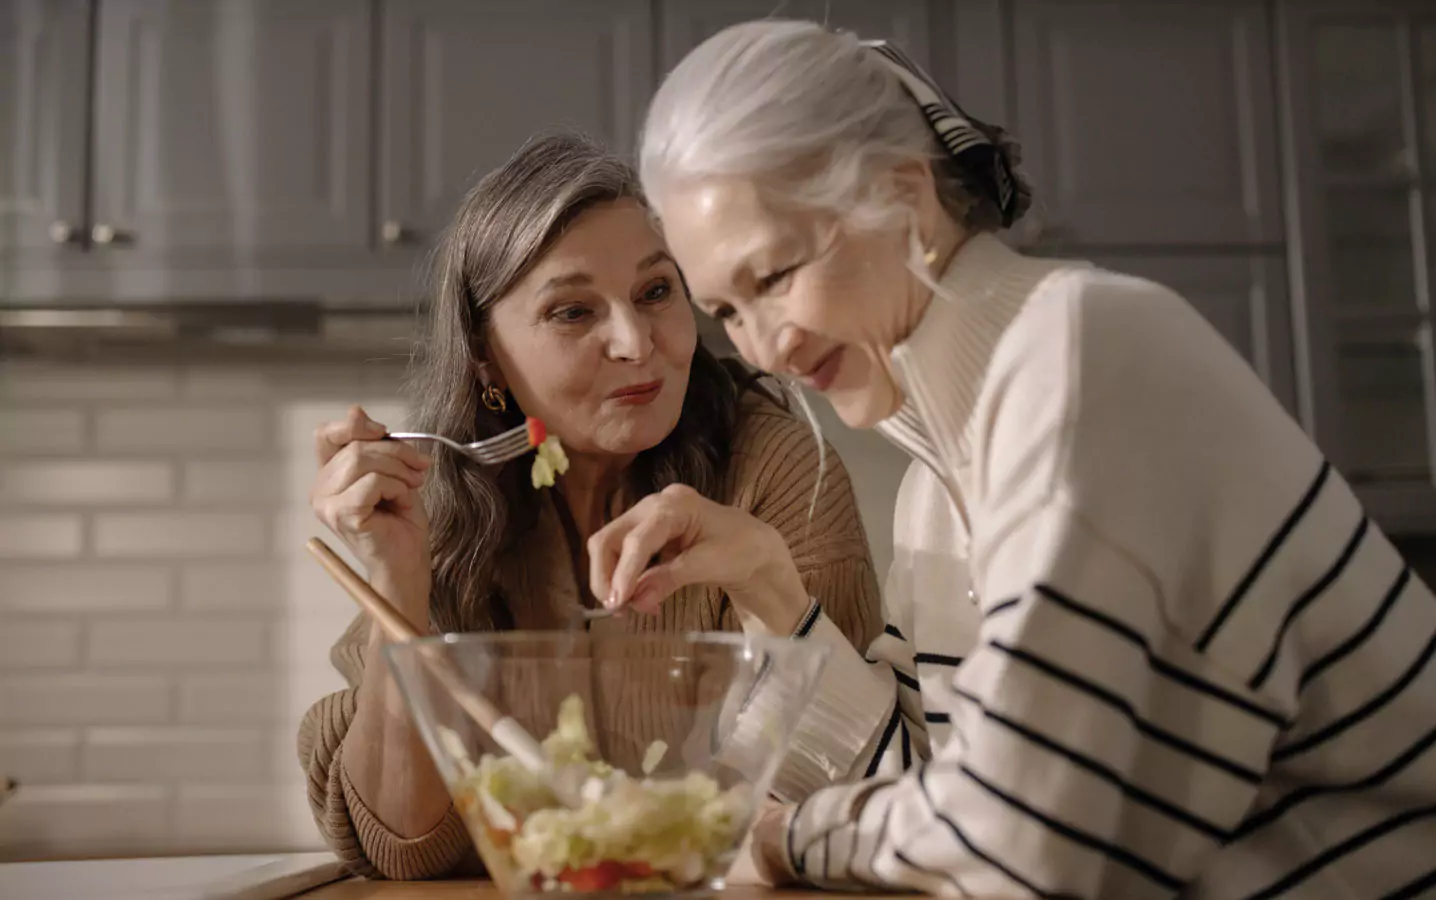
[
  {"xmin": 793, "ymin": 600, "xmax": 822, "ymax": 637},
  {"xmin": 893, "ymin": 668, "xmax": 921, "ymax": 691},
  {"xmin": 1243, "ymin": 803, "xmax": 1436, "ymax": 900},
  {"xmin": 1238, "ymin": 722, "xmax": 1436, "ymax": 837},
  {"xmin": 885, "ymin": 623, "xmax": 908, "ymax": 641},
  {"xmin": 952, "ymin": 685, "xmax": 1227, "ymax": 838},
  {"xmin": 1035, "ymin": 584, "xmax": 1289, "ymax": 727},
  {"xmin": 986, "ymin": 597, "xmax": 1022, "ymax": 618},
  {"xmin": 1249, "ymin": 517, "xmax": 1369, "ymax": 689},
  {"xmin": 864, "ymin": 705, "xmax": 904, "ymax": 778},
  {"xmin": 901, "ymin": 720, "xmax": 913, "ymax": 769},
  {"xmin": 959, "ymin": 763, "xmax": 1185, "ymax": 890},
  {"xmin": 1300, "ymin": 567, "xmax": 1411, "ymax": 691},
  {"xmin": 1197, "ymin": 461, "xmax": 1331, "ymax": 651},
  {"xmin": 1273, "ymin": 626, "xmax": 1436, "ymax": 762},
  {"xmin": 993, "ymin": 641, "xmax": 1264, "ymax": 782},
  {"xmin": 916, "ymin": 765, "xmax": 1080, "ymax": 900},
  {"xmin": 893, "ymin": 849, "xmax": 973, "ymax": 898},
  {"xmin": 915, "ymin": 652, "xmax": 964, "ymax": 667},
  {"xmin": 1382, "ymin": 867, "xmax": 1436, "ymax": 899},
  {"xmin": 925, "ymin": 711, "xmax": 952, "ymax": 724}
]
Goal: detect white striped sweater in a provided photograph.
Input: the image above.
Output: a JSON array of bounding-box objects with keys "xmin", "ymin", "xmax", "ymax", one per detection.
[{"xmin": 774, "ymin": 234, "xmax": 1436, "ymax": 898}]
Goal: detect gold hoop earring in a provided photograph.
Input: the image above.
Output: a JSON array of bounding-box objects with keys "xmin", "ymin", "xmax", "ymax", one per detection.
[
  {"xmin": 481, "ymin": 384, "xmax": 508, "ymax": 413},
  {"xmin": 922, "ymin": 246, "xmax": 938, "ymax": 266}
]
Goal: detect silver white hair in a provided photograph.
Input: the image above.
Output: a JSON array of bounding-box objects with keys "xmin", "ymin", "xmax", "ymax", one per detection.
[{"xmin": 639, "ymin": 19, "xmax": 1026, "ymax": 236}]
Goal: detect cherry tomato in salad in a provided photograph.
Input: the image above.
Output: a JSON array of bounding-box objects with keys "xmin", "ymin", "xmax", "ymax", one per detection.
[
  {"xmin": 526, "ymin": 417, "xmax": 546, "ymax": 448},
  {"xmin": 556, "ymin": 860, "xmax": 656, "ymax": 891}
]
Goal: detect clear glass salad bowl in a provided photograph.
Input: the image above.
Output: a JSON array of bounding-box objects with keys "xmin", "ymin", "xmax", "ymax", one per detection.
[{"xmin": 383, "ymin": 631, "xmax": 831, "ymax": 898}]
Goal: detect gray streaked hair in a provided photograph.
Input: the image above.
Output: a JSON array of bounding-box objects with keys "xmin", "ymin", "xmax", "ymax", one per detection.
[
  {"xmin": 639, "ymin": 19, "xmax": 1030, "ymax": 236},
  {"xmin": 409, "ymin": 131, "xmax": 749, "ymax": 633}
]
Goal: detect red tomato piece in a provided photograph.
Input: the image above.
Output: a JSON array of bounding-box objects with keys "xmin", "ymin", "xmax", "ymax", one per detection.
[
  {"xmin": 557, "ymin": 860, "xmax": 626, "ymax": 892},
  {"xmin": 526, "ymin": 417, "xmax": 546, "ymax": 448}
]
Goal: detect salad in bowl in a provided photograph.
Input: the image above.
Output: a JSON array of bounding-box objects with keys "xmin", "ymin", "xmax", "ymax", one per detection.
[{"xmin": 382, "ymin": 632, "xmax": 830, "ymax": 897}]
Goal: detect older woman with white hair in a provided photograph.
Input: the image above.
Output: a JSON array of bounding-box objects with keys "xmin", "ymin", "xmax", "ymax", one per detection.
[{"xmin": 585, "ymin": 18, "xmax": 1436, "ymax": 900}]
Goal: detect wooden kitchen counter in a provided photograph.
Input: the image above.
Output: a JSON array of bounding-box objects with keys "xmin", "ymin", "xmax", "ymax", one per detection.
[{"xmin": 300, "ymin": 881, "xmax": 911, "ymax": 899}]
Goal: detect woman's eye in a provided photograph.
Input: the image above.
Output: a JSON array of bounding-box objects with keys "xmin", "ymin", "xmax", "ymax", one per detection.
[
  {"xmin": 756, "ymin": 265, "xmax": 798, "ymax": 295},
  {"xmin": 639, "ymin": 280, "xmax": 673, "ymax": 304},
  {"xmin": 711, "ymin": 305, "xmax": 738, "ymax": 323},
  {"xmin": 550, "ymin": 305, "xmax": 591, "ymax": 323}
]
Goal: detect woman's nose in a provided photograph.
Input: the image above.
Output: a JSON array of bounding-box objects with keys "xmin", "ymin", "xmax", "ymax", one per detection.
[{"xmin": 606, "ymin": 304, "xmax": 654, "ymax": 362}]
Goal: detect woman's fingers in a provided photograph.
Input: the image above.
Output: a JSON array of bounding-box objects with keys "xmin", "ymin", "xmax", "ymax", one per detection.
[
  {"xmin": 326, "ymin": 472, "xmax": 416, "ymax": 531},
  {"xmin": 314, "ymin": 405, "xmax": 386, "ymax": 466},
  {"xmin": 332, "ymin": 442, "xmax": 428, "ymax": 492},
  {"xmin": 312, "ymin": 437, "xmax": 429, "ymax": 504},
  {"xmin": 627, "ymin": 540, "xmax": 725, "ymax": 614}
]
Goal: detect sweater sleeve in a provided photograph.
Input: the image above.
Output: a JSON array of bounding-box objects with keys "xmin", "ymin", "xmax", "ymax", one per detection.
[
  {"xmin": 295, "ymin": 613, "xmax": 480, "ymax": 880},
  {"xmin": 718, "ymin": 401, "xmax": 926, "ymax": 801},
  {"xmin": 774, "ymin": 275, "xmax": 1298, "ymax": 897},
  {"xmin": 781, "ymin": 504, "xmax": 1286, "ymax": 897}
]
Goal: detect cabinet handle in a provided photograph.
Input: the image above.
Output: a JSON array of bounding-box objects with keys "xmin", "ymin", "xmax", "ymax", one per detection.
[
  {"xmin": 381, "ymin": 220, "xmax": 410, "ymax": 244},
  {"xmin": 91, "ymin": 224, "xmax": 135, "ymax": 246},
  {"xmin": 49, "ymin": 221, "xmax": 83, "ymax": 244}
]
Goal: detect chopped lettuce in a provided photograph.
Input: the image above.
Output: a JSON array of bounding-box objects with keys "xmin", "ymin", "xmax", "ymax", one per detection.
[{"xmin": 451, "ymin": 694, "xmax": 749, "ymax": 892}]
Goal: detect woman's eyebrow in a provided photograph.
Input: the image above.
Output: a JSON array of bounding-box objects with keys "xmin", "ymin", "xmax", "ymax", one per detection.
[
  {"xmin": 536, "ymin": 271, "xmax": 591, "ymax": 295},
  {"xmin": 636, "ymin": 250, "xmax": 676, "ymax": 271}
]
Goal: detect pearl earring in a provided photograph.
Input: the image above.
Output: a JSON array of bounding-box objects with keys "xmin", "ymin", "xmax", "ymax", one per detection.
[{"xmin": 922, "ymin": 246, "xmax": 938, "ymax": 266}]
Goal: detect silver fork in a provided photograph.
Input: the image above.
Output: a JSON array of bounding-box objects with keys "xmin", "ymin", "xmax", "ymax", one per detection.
[{"xmin": 387, "ymin": 423, "xmax": 532, "ymax": 466}]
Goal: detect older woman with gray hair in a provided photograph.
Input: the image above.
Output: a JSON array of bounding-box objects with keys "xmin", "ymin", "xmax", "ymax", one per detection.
[
  {"xmin": 298, "ymin": 131, "xmax": 883, "ymax": 881},
  {"xmin": 587, "ymin": 19, "xmax": 1436, "ymax": 899}
]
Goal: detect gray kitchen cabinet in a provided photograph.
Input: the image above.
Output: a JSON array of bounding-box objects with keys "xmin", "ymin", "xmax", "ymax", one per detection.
[
  {"xmin": 1082, "ymin": 254, "xmax": 1297, "ymax": 414},
  {"xmin": 378, "ymin": 0, "xmax": 654, "ymax": 254},
  {"xmin": 88, "ymin": 0, "xmax": 374, "ymax": 261},
  {"xmin": 1011, "ymin": 0, "xmax": 1284, "ymax": 249},
  {"xmin": 1277, "ymin": 0, "xmax": 1436, "ymax": 531},
  {"xmin": 659, "ymin": 1, "xmax": 932, "ymax": 72},
  {"xmin": 0, "ymin": 0, "xmax": 91, "ymax": 266}
]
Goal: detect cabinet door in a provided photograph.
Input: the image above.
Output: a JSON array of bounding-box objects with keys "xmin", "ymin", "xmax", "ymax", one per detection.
[
  {"xmin": 378, "ymin": 0, "xmax": 652, "ymax": 252},
  {"xmin": 1012, "ymin": 0, "xmax": 1284, "ymax": 248},
  {"xmin": 0, "ymin": 0, "xmax": 90, "ymax": 260},
  {"xmin": 660, "ymin": 1, "xmax": 931, "ymax": 72},
  {"xmin": 90, "ymin": 0, "xmax": 373, "ymax": 259},
  {"xmin": 1084, "ymin": 254, "xmax": 1297, "ymax": 413}
]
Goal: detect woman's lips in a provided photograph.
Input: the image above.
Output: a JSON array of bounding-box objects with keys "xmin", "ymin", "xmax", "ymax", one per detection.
[
  {"xmin": 798, "ymin": 347, "xmax": 845, "ymax": 392},
  {"xmin": 609, "ymin": 379, "xmax": 664, "ymax": 405}
]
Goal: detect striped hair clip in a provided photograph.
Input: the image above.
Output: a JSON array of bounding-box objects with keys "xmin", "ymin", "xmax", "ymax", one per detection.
[{"xmin": 861, "ymin": 39, "xmax": 1021, "ymax": 229}]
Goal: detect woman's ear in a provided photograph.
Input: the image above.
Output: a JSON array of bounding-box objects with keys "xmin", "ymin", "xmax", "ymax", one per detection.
[
  {"xmin": 887, "ymin": 158, "xmax": 942, "ymax": 247},
  {"xmin": 470, "ymin": 357, "xmax": 507, "ymax": 392}
]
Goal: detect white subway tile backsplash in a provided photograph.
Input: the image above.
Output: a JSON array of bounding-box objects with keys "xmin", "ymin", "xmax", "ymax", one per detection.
[
  {"xmin": 93, "ymin": 511, "xmax": 267, "ymax": 558},
  {"xmin": 0, "ymin": 362, "xmax": 178, "ymax": 401},
  {"xmin": 0, "ymin": 514, "xmax": 84, "ymax": 559},
  {"xmin": 82, "ymin": 727, "xmax": 266, "ymax": 783},
  {"xmin": 178, "ymin": 674, "xmax": 282, "ymax": 723},
  {"xmin": 87, "ymin": 617, "xmax": 268, "ymax": 667},
  {"xmin": 0, "ymin": 460, "xmax": 173, "ymax": 506},
  {"xmin": 0, "ymin": 409, "xmax": 86, "ymax": 454},
  {"xmin": 0, "ymin": 357, "xmax": 417, "ymax": 859},
  {"xmin": 173, "ymin": 785, "xmax": 324, "ymax": 852},
  {"xmin": 0, "ymin": 729, "xmax": 81, "ymax": 783},
  {"xmin": 181, "ymin": 367, "xmax": 269, "ymax": 399},
  {"xmin": 95, "ymin": 407, "xmax": 270, "ymax": 453},
  {"xmin": 0, "ymin": 784, "xmax": 171, "ymax": 858},
  {"xmin": 0, "ymin": 674, "xmax": 170, "ymax": 725},
  {"xmin": 182, "ymin": 460, "xmax": 278, "ymax": 504},
  {"xmin": 0, "ymin": 620, "xmax": 81, "ymax": 669},
  {"xmin": 0, "ymin": 565, "xmax": 172, "ymax": 612},
  {"xmin": 179, "ymin": 561, "xmax": 281, "ymax": 610}
]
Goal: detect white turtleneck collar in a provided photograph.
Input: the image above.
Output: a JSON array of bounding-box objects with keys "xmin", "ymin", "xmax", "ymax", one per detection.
[{"xmin": 875, "ymin": 233, "xmax": 1086, "ymax": 475}]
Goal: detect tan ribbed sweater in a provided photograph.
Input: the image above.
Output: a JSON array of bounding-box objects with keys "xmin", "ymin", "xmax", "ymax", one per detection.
[{"xmin": 295, "ymin": 394, "xmax": 882, "ymax": 880}]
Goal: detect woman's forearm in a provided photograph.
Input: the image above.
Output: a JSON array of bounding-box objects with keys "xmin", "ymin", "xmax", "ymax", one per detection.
[{"xmin": 338, "ymin": 579, "xmax": 453, "ymax": 839}]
